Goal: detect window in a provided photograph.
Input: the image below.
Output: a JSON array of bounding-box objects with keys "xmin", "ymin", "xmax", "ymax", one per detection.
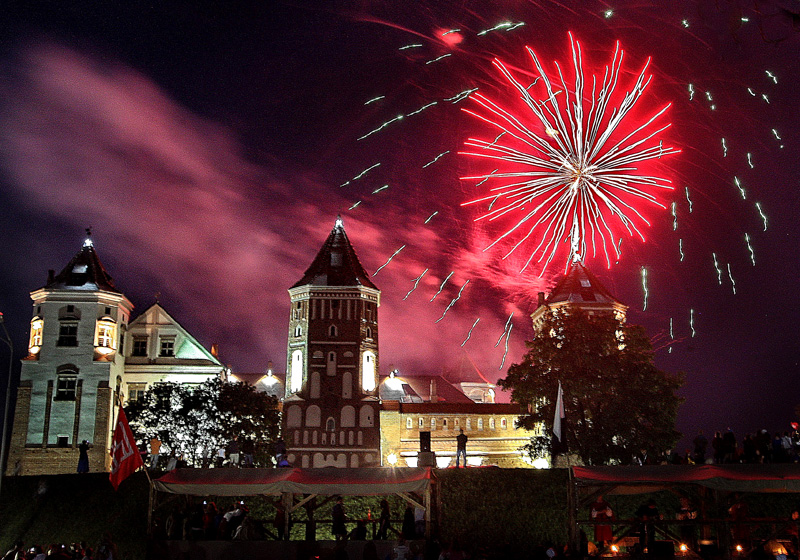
[
  {"xmin": 127, "ymin": 383, "xmax": 146, "ymax": 403},
  {"xmin": 431, "ymin": 418, "xmax": 436, "ymax": 430},
  {"xmin": 306, "ymin": 405, "xmax": 321, "ymax": 427},
  {"xmin": 443, "ymin": 418, "xmax": 449, "ymax": 430},
  {"xmin": 477, "ymin": 418, "xmax": 483, "ymax": 430},
  {"xmin": 359, "ymin": 405, "xmax": 374, "ymax": 427},
  {"xmin": 57, "ymin": 323, "xmax": 78, "ymax": 347},
  {"xmin": 294, "ymin": 325, "xmax": 302, "ymax": 337},
  {"xmin": 419, "ymin": 417, "xmax": 424, "ymax": 429},
  {"xmin": 159, "ymin": 338, "xmax": 175, "ymax": 357},
  {"xmin": 362, "ymin": 351, "xmax": 376, "ymax": 391},
  {"xmin": 501, "ymin": 418, "xmax": 508, "ymax": 429},
  {"xmin": 326, "ymin": 418, "xmax": 335, "ymax": 432},
  {"xmin": 290, "ymin": 351, "xmax": 303, "ymax": 392},
  {"xmin": 327, "ymin": 352, "xmax": 337, "ymax": 376},
  {"xmin": 28, "ymin": 317, "xmax": 43, "ymax": 355},
  {"xmin": 366, "ymin": 327, "xmax": 372, "ymax": 339},
  {"xmin": 329, "ymin": 325, "xmax": 338, "ymax": 337},
  {"xmin": 132, "ymin": 337, "xmax": 148, "ymax": 357},
  {"xmin": 341, "ymin": 406, "xmax": 356, "ymax": 428},
  {"xmin": 95, "ymin": 319, "xmax": 117, "ymax": 354},
  {"xmin": 466, "ymin": 418, "xmax": 471, "ymax": 430},
  {"xmin": 55, "ymin": 374, "xmax": 77, "ymax": 400},
  {"xmin": 406, "ymin": 417, "xmax": 413, "ymax": 429},
  {"xmin": 310, "ymin": 371, "xmax": 321, "ymax": 399},
  {"xmin": 342, "ymin": 371, "xmax": 352, "ymax": 399},
  {"xmin": 454, "ymin": 418, "xmax": 460, "ymax": 429},
  {"xmin": 489, "ymin": 418, "xmax": 495, "ymax": 429}
]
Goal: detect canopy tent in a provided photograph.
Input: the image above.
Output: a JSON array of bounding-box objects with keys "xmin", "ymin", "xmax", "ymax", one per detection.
[
  {"xmin": 573, "ymin": 464, "xmax": 800, "ymax": 494},
  {"xmin": 153, "ymin": 467, "xmax": 432, "ymax": 496}
]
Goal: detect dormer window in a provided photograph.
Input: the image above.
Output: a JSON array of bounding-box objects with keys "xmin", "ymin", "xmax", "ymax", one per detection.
[
  {"xmin": 132, "ymin": 337, "xmax": 148, "ymax": 357},
  {"xmin": 28, "ymin": 317, "xmax": 43, "ymax": 356},
  {"xmin": 159, "ymin": 337, "xmax": 175, "ymax": 357}
]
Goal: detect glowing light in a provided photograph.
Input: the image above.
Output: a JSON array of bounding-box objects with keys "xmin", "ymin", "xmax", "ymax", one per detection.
[
  {"xmin": 755, "ymin": 202, "xmax": 767, "ymax": 231},
  {"xmin": 373, "ymin": 245, "xmax": 406, "ymax": 276},
  {"xmin": 424, "ymin": 211, "xmax": 439, "ymax": 224},
  {"xmin": 461, "ymin": 35, "xmax": 679, "ymax": 272},
  {"xmin": 690, "ymin": 309, "xmax": 696, "ymax": 337},
  {"xmin": 733, "ymin": 176, "xmax": 746, "ymax": 199},
  {"xmin": 604, "ymin": 10, "xmax": 613, "ymax": 18},
  {"xmin": 441, "ymin": 29, "xmax": 460, "ymax": 36},
  {"xmin": 461, "ymin": 318, "xmax": 480, "ymax": 347},
  {"xmin": 406, "ymin": 101, "xmax": 438, "ymax": 117},
  {"xmin": 681, "ymin": 19, "xmax": 689, "ymax": 28},
  {"xmin": 422, "ymin": 150, "xmax": 450, "ymax": 168},
  {"xmin": 430, "ymin": 271, "xmax": 453, "ymax": 302},
  {"xmin": 688, "ymin": 84, "xmax": 694, "ymax": 100},
  {"xmin": 745, "ymin": 233, "xmax": 755, "ymax": 265},
  {"xmin": 611, "ymin": 545, "xmax": 619, "ymax": 553},
  {"xmin": 685, "ymin": 187, "xmax": 693, "ymax": 212},
  {"xmin": 475, "ymin": 169, "xmax": 497, "ymax": 188},
  {"xmin": 712, "ymin": 253, "xmax": 722, "ymax": 284},
  {"xmin": 436, "ymin": 456, "xmax": 452, "ymax": 468},
  {"xmin": 387, "ymin": 453, "xmax": 398, "ymax": 465},
  {"xmin": 358, "ymin": 115, "xmax": 403, "ymax": 141},
  {"xmin": 669, "ymin": 317, "xmax": 674, "ymax": 339},
  {"xmin": 335, "ymin": 216, "xmax": 344, "ymax": 228},
  {"xmin": 445, "ymin": 88, "xmax": 478, "ymax": 103},
  {"xmin": 727, "ymin": 263, "xmax": 736, "ymax": 294},
  {"xmin": 435, "ymin": 280, "xmax": 470, "ymax": 323},
  {"xmin": 426, "ymin": 53, "xmax": 452, "ymax": 65},
  {"xmin": 679, "ymin": 238, "xmax": 684, "ymax": 261},
  {"xmin": 340, "ymin": 162, "xmax": 381, "ymax": 185},
  {"xmin": 83, "ymin": 237, "xmax": 93, "ymax": 247},
  {"xmin": 533, "ymin": 457, "xmax": 550, "ymax": 469},
  {"xmin": 736, "ymin": 545, "xmax": 743, "ymax": 553},
  {"xmin": 641, "ymin": 267, "xmax": 648, "ymax": 311},
  {"xmin": 364, "ymin": 95, "xmax": 384, "ymax": 105},
  {"xmin": 761, "ymin": 93, "xmax": 770, "ymax": 104},
  {"xmin": 772, "ymin": 128, "xmax": 781, "ymax": 140},
  {"xmin": 680, "ymin": 544, "xmax": 688, "ymax": 552},
  {"xmin": 747, "ymin": 87, "xmax": 756, "ymax": 96}
]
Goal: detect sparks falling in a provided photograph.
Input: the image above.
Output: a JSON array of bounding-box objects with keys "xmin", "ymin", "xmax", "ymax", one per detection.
[
  {"xmin": 733, "ymin": 176, "xmax": 746, "ymax": 199},
  {"xmin": 671, "ymin": 202, "xmax": 678, "ymax": 230},
  {"xmin": 679, "ymin": 238, "xmax": 684, "ymax": 262},
  {"xmin": 727, "ymin": 263, "xmax": 736, "ymax": 295},
  {"xmin": 430, "ymin": 271, "xmax": 454, "ymax": 302},
  {"xmin": 460, "ymin": 318, "xmax": 480, "ymax": 347},
  {"xmin": 685, "ymin": 187, "xmax": 693, "ymax": 212},
  {"xmin": 461, "ymin": 34, "xmax": 679, "ymax": 272},
  {"xmin": 339, "ymin": 162, "xmax": 381, "ymax": 186},
  {"xmin": 756, "ymin": 202, "xmax": 768, "ymax": 231},
  {"xmin": 435, "ymin": 280, "xmax": 470, "ymax": 323},
  {"xmin": 372, "ymin": 245, "xmax": 406, "ymax": 276},
  {"xmin": 403, "ymin": 268, "xmax": 429, "ymax": 300},
  {"xmin": 690, "ymin": 309, "xmax": 696, "ymax": 337},
  {"xmin": 712, "ymin": 252, "xmax": 722, "ymax": 284},
  {"xmin": 744, "ymin": 233, "xmax": 756, "ymax": 266},
  {"xmin": 641, "ymin": 266, "xmax": 649, "ymax": 311}
]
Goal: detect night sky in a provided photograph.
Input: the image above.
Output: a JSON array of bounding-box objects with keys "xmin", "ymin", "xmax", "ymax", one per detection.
[{"xmin": 1, "ymin": 1, "xmax": 799, "ymax": 453}]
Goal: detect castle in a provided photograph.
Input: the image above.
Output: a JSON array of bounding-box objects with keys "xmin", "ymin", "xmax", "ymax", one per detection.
[{"xmin": 5, "ymin": 219, "xmax": 624, "ymax": 475}]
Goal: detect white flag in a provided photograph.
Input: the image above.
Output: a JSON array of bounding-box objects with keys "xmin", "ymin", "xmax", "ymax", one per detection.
[{"xmin": 553, "ymin": 381, "xmax": 565, "ymax": 442}]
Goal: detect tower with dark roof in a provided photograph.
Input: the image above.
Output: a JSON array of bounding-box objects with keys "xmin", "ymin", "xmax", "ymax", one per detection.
[
  {"xmin": 282, "ymin": 216, "xmax": 382, "ymax": 468},
  {"xmin": 7, "ymin": 235, "xmax": 134, "ymax": 475},
  {"xmin": 531, "ymin": 261, "xmax": 627, "ymax": 331}
]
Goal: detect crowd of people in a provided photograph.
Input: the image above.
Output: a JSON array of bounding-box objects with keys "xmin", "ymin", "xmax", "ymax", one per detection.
[{"xmin": 2, "ymin": 535, "xmax": 117, "ymax": 560}]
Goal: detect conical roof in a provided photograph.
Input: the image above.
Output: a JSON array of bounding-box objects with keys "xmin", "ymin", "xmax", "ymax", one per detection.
[
  {"xmin": 42, "ymin": 238, "xmax": 120, "ymax": 293},
  {"xmin": 291, "ymin": 216, "xmax": 378, "ymax": 290},
  {"xmin": 545, "ymin": 261, "xmax": 622, "ymax": 306}
]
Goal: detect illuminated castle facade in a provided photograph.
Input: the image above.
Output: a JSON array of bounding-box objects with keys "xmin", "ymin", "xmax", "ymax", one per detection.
[{"xmin": 6, "ymin": 236, "xmax": 223, "ymax": 476}]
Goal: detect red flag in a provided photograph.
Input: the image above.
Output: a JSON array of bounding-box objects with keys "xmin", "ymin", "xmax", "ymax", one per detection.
[{"xmin": 109, "ymin": 407, "xmax": 143, "ymax": 490}]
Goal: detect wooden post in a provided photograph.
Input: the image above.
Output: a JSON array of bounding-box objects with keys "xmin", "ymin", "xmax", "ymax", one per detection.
[{"xmin": 282, "ymin": 492, "xmax": 292, "ymax": 540}]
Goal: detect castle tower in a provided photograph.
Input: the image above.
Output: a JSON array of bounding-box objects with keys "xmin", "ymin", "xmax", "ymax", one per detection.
[
  {"xmin": 282, "ymin": 216, "xmax": 381, "ymax": 468},
  {"xmin": 6, "ymin": 235, "xmax": 133, "ymax": 475},
  {"xmin": 531, "ymin": 260, "xmax": 627, "ymax": 332}
]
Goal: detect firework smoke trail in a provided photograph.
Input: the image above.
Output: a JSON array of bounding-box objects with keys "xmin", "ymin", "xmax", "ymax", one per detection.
[
  {"xmin": 373, "ymin": 245, "xmax": 406, "ymax": 276},
  {"xmin": 435, "ymin": 280, "xmax": 470, "ymax": 323},
  {"xmin": 404, "ymin": 268, "xmax": 429, "ymax": 300},
  {"xmin": 461, "ymin": 34, "xmax": 679, "ymax": 273},
  {"xmin": 461, "ymin": 318, "xmax": 480, "ymax": 347}
]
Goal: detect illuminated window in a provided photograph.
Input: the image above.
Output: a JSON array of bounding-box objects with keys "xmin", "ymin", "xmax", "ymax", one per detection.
[
  {"xmin": 55, "ymin": 373, "xmax": 77, "ymax": 401},
  {"xmin": 57, "ymin": 323, "xmax": 78, "ymax": 347},
  {"xmin": 454, "ymin": 418, "xmax": 460, "ymax": 429},
  {"xmin": 159, "ymin": 337, "xmax": 175, "ymax": 357},
  {"xmin": 95, "ymin": 318, "xmax": 117, "ymax": 354},
  {"xmin": 294, "ymin": 325, "xmax": 302, "ymax": 337},
  {"xmin": 132, "ymin": 337, "xmax": 147, "ymax": 357},
  {"xmin": 290, "ymin": 350, "xmax": 303, "ymax": 393},
  {"xmin": 362, "ymin": 351, "xmax": 376, "ymax": 391},
  {"xmin": 406, "ymin": 417, "xmax": 413, "ymax": 429},
  {"xmin": 28, "ymin": 317, "xmax": 43, "ymax": 355}
]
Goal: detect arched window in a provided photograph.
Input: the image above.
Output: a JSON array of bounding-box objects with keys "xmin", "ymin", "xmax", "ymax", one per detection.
[
  {"xmin": 342, "ymin": 371, "xmax": 352, "ymax": 399},
  {"xmin": 361, "ymin": 351, "xmax": 376, "ymax": 391},
  {"xmin": 501, "ymin": 417, "xmax": 507, "ymax": 429},
  {"xmin": 466, "ymin": 418, "xmax": 472, "ymax": 430},
  {"xmin": 28, "ymin": 316, "xmax": 43, "ymax": 355},
  {"xmin": 310, "ymin": 371, "xmax": 320, "ymax": 399},
  {"xmin": 286, "ymin": 405, "xmax": 302, "ymax": 428},
  {"xmin": 306, "ymin": 405, "xmax": 321, "ymax": 427},
  {"xmin": 418, "ymin": 417, "xmax": 424, "ymax": 429},
  {"xmin": 359, "ymin": 405, "xmax": 374, "ymax": 427},
  {"xmin": 442, "ymin": 418, "xmax": 449, "ymax": 430},
  {"xmin": 489, "ymin": 418, "xmax": 495, "ymax": 430},
  {"xmin": 294, "ymin": 325, "xmax": 302, "ymax": 337},
  {"xmin": 290, "ymin": 350, "xmax": 303, "ymax": 393},
  {"xmin": 341, "ymin": 405, "xmax": 356, "ymax": 427},
  {"xmin": 325, "ymin": 418, "xmax": 334, "ymax": 433},
  {"xmin": 431, "ymin": 418, "xmax": 436, "ymax": 430},
  {"xmin": 477, "ymin": 418, "xmax": 483, "ymax": 430},
  {"xmin": 329, "ymin": 325, "xmax": 338, "ymax": 337},
  {"xmin": 350, "ymin": 455, "xmax": 359, "ymax": 468},
  {"xmin": 406, "ymin": 417, "xmax": 413, "ymax": 429},
  {"xmin": 327, "ymin": 352, "xmax": 337, "ymax": 376},
  {"xmin": 366, "ymin": 327, "xmax": 372, "ymax": 339}
]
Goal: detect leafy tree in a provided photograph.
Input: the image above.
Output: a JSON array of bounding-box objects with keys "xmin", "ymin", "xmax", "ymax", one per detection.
[
  {"xmin": 498, "ymin": 308, "xmax": 683, "ymax": 465},
  {"xmin": 127, "ymin": 378, "xmax": 280, "ymax": 467}
]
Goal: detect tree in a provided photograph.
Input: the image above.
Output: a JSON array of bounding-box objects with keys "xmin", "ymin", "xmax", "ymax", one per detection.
[
  {"xmin": 127, "ymin": 378, "xmax": 280, "ymax": 467},
  {"xmin": 498, "ymin": 308, "xmax": 683, "ymax": 465}
]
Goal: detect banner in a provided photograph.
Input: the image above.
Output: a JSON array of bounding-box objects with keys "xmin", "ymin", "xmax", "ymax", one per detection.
[
  {"xmin": 553, "ymin": 381, "xmax": 565, "ymax": 442},
  {"xmin": 109, "ymin": 407, "xmax": 143, "ymax": 490}
]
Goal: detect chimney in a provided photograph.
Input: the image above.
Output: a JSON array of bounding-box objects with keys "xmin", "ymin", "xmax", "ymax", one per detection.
[
  {"xmin": 537, "ymin": 291, "xmax": 545, "ymax": 306},
  {"xmin": 430, "ymin": 378, "xmax": 438, "ymax": 403}
]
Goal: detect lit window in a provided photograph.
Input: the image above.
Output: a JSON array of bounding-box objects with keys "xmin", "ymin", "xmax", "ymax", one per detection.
[
  {"xmin": 57, "ymin": 323, "xmax": 78, "ymax": 347},
  {"xmin": 362, "ymin": 351, "xmax": 376, "ymax": 391},
  {"xmin": 366, "ymin": 327, "xmax": 372, "ymax": 339},
  {"xmin": 29, "ymin": 317, "xmax": 43, "ymax": 355},
  {"xmin": 132, "ymin": 337, "xmax": 148, "ymax": 357},
  {"xmin": 454, "ymin": 418, "xmax": 460, "ymax": 429},
  {"xmin": 489, "ymin": 418, "xmax": 495, "ymax": 429},
  {"xmin": 290, "ymin": 350, "xmax": 303, "ymax": 393},
  {"xmin": 95, "ymin": 318, "xmax": 117, "ymax": 354},
  {"xmin": 406, "ymin": 417, "xmax": 412, "ymax": 429},
  {"xmin": 294, "ymin": 325, "xmax": 302, "ymax": 337},
  {"xmin": 55, "ymin": 374, "xmax": 77, "ymax": 400},
  {"xmin": 159, "ymin": 338, "xmax": 175, "ymax": 357}
]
